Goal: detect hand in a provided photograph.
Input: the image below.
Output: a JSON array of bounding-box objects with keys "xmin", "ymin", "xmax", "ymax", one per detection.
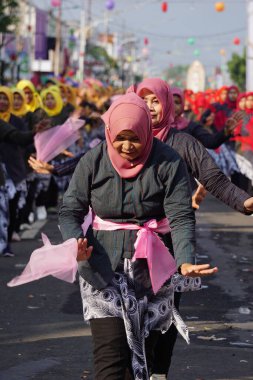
[
  {"xmin": 244, "ymin": 197, "xmax": 253, "ymax": 213},
  {"xmin": 61, "ymin": 149, "xmax": 74, "ymax": 158},
  {"xmin": 77, "ymin": 238, "xmax": 93, "ymax": 262},
  {"xmin": 28, "ymin": 156, "xmax": 54, "ymax": 174},
  {"xmin": 192, "ymin": 184, "xmax": 207, "ymax": 210},
  {"xmin": 33, "ymin": 118, "xmax": 52, "ymax": 133},
  {"xmin": 180, "ymin": 263, "xmax": 218, "ymax": 277},
  {"xmin": 71, "ymin": 108, "xmax": 83, "ymax": 120},
  {"xmin": 225, "ymin": 111, "xmax": 244, "ymax": 135}
]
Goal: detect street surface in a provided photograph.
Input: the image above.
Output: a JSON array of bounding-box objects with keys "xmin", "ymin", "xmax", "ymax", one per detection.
[{"xmin": 0, "ymin": 195, "xmax": 253, "ymax": 380}]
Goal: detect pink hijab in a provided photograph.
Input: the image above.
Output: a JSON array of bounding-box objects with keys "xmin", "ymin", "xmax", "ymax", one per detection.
[
  {"xmin": 171, "ymin": 87, "xmax": 189, "ymax": 130},
  {"xmin": 127, "ymin": 78, "xmax": 174, "ymax": 142},
  {"xmin": 101, "ymin": 93, "xmax": 153, "ymax": 179}
]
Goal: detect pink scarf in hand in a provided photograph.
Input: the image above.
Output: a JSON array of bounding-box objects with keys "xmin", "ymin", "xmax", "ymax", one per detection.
[
  {"xmin": 34, "ymin": 117, "xmax": 84, "ymax": 162},
  {"xmin": 7, "ymin": 234, "xmax": 78, "ymax": 287}
]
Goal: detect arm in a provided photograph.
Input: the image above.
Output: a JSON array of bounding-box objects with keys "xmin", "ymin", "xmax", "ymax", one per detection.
[
  {"xmin": 187, "ymin": 121, "xmax": 229, "ymax": 149},
  {"xmin": 59, "ymin": 154, "xmax": 92, "ymax": 241},
  {"xmin": 161, "ymin": 156, "xmax": 196, "ymax": 268},
  {"xmin": 0, "ymin": 119, "xmax": 34, "ymax": 146},
  {"xmin": 162, "ymin": 155, "xmax": 217, "ymax": 276},
  {"xmin": 173, "ymin": 133, "xmax": 252, "ymax": 214}
]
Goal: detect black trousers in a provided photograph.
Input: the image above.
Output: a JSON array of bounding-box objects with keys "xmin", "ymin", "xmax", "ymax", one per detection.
[
  {"xmin": 151, "ymin": 292, "xmax": 182, "ymax": 375},
  {"xmin": 90, "ymin": 317, "xmax": 133, "ymax": 380}
]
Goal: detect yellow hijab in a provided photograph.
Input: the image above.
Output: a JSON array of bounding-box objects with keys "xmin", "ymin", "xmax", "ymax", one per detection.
[
  {"xmin": 11, "ymin": 88, "xmax": 28, "ymax": 117},
  {"xmin": 0, "ymin": 86, "xmax": 13, "ymax": 122},
  {"xmin": 41, "ymin": 88, "xmax": 63, "ymax": 117},
  {"xmin": 16, "ymin": 80, "xmax": 42, "ymax": 112}
]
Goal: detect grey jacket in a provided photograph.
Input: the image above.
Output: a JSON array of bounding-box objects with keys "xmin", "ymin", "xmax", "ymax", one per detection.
[{"xmin": 59, "ymin": 139, "xmax": 196, "ymax": 289}]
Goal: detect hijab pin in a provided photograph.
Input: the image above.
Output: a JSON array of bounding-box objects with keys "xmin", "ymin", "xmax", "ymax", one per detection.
[{"xmin": 106, "ymin": 124, "xmax": 110, "ymax": 131}]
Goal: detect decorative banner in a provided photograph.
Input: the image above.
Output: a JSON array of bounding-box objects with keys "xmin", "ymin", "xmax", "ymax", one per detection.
[
  {"xmin": 105, "ymin": 0, "xmax": 115, "ymax": 10},
  {"xmin": 51, "ymin": 0, "xmax": 61, "ymax": 7},
  {"xmin": 233, "ymin": 37, "xmax": 241, "ymax": 45},
  {"xmin": 215, "ymin": 2, "xmax": 225, "ymax": 12},
  {"xmin": 187, "ymin": 37, "xmax": 195, "ymax": 46},
  {"xmin": 161, "ymin": 2, "xmax": 168, "ymax": 13}
]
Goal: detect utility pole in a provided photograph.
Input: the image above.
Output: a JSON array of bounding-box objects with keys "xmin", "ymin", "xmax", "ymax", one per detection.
[
  {"xmin": 54, "ymin": 2, "xmax": 62, "ymax": 76},
  {"xmin": 78, "ymin": 0, "xmax": 92, "ymax": 82},
  {"xmin": 247, "ymin": 0, "xmax": 253, "ymax": 91}
]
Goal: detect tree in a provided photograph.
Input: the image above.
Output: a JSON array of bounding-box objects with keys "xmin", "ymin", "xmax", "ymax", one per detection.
[
  {"xmin": 162, "ymin": 64, "xmax": 189, "ymax": 87},
  {"xmin": 227, "ymin": 50, "xmax": 246, "ymax": 91}
]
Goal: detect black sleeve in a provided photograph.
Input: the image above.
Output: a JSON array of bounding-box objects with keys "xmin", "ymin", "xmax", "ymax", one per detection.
[
  {"xmin": 59, "ymin": 154, "xmax": 92, "ymax": 241},
  {"xmin": 172, "ymin": 132, "xmax": 251, "ymax": 214},
  {"xmin": 187, "ymin": 122, "xmax": 229, "ymax": 149},
  {"xmin": 0, "ymin": 119, "xmax": 34, "ymax": 146}
]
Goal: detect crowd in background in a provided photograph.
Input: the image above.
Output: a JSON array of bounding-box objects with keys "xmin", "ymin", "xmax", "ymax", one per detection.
[{"xmin": 0, "ymin": 78, "xmax": 253, "ymax": 258}]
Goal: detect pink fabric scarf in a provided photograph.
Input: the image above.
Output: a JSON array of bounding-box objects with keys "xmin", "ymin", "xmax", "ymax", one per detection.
[
  {"xmin": 93, "ymin": 215, "xmax": 177, "ymax": 294},
  {"xmin": 171, "ymin": 87, "xmax": 189, "ymax": 131},
  {"xmin": 35, "ymin": 117, "xmax": 84, "ymax": 162},
  {"xmin": 7, "ymin": 234, "xmax": 78, "ymax": 287},
  {"xmin": 101, "ymin": 93, "xmax": 153, "ymax": 178},
  {"xmin": 127, "ymin": 78, "xmax": 175, "ymax": 142}
]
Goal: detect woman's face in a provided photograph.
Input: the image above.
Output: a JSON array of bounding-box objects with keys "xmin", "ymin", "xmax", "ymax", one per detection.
[
  {"xmin": 13, "ymin": 93, "xmax": 24, "ymax": 110},
  {"xmin": 246, "ymin": 95, "xmax": 253, "ymax": 110},
  {"xmin": 228, "ymin": 88, "xmax": 238, "ymax": 102},
  {"xmin": 238, "ymin": 97, "xmax": 246, "ymax": 110},
  {"xmin": 23, "ymin": 87, "xmax": 33, "ymax": 104},
  {"xmin": 112, "ymin": 130, "xmax": 143, "ymax": 161},
  {"xmin": 0, "ymin": 92, "xmax": 10, "ymax": 112},
  {"xmin": 44, "ymin": 93, "xmax": 56, "ymax": 110},
  {"xmin": 139, "ymin": 89, "xmax": 162, "ymax": 126},
  {"xmin": 173, "ymin": 95, "xmax": 182, "ymax": 117},
  {"xmin": 205, "ymin": 112, "xmax": 215, "ymax": 127},
  {"xmin": 220, "ymin": 90, "xmax": 228, "ymax": 102}
]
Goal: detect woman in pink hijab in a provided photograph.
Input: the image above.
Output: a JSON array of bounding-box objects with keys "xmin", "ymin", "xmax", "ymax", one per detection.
[
  {"xmin": 59, "ymin": 93, "xmax": 216, "ymax": 379},
  {"xmin": 128, "ymin": 78, "xmax": 253, "ymax": 379}
]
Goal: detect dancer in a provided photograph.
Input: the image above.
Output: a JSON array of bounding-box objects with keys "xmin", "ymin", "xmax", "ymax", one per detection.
[
  {"xmin": 128, "ymin": 78, "xmax": 253, "ymax": 379},
  {"xmin": 59, "ymin": 93, "xmax": 217, "ymax": 379}
]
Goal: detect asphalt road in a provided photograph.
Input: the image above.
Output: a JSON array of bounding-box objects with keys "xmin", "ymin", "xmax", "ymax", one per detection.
[{"xmin": 0, "ymin": 195, "xmax": 253, "ymax": 380}]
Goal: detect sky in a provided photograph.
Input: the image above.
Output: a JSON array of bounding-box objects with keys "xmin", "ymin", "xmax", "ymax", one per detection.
[{"xmin": 32, "ymin": 0, "xmax": 247, "ymax": 77}]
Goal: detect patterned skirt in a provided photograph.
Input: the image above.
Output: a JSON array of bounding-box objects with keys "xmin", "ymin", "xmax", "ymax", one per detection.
[{"xmin": 80, "ymin": 259, "xmax": 201, "ymax": 380}]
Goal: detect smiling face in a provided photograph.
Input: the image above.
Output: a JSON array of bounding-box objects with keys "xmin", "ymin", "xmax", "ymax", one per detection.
[
  {"xmin": 139, "ymin": 89, "xmax": 163, "ymax": 126},
  {"xmin": 23, "ymin": 87, "xmax": 33, "ymax": 104},
  {"xmin": 43, "ymin": 93, "xmax": 56, "ymax": 110},
  {"xmin": 0, "ymin": 92, "xmax": 10, "ymax": 112},
  {"xmin": 112, "ymin": 130, "xmax": 143, "ymax": 161}
]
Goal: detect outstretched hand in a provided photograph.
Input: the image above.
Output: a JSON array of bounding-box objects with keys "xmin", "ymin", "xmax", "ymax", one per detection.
[
  {"xmin": 225, "ymin": 111, "xmax": 244, "ymax": 134},
  {"xmin": 192, "ymin": 184, "xmax": 207, "ymax": 210},
  {"xmin": 28, "ymin": 156, "xmax": 54, "ymax": 174},
  {"xmin": 77, "ymin": 238, "xmax": 93, "ymax": 262},
  {"xmin": 244, "ymin": 197, "xmax": 253, "ymax": 213},
  {"xmin": 180, "ymin": 263, "xmax": 218, "ymax": 277}
]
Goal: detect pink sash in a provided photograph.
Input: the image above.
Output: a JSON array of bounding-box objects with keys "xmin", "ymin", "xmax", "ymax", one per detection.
[{"xmin": 93, "ymin": 216, "xmax": 177, "ymax": 294}]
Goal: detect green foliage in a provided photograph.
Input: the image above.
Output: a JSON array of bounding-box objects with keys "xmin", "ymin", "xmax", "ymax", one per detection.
[
  {"xmin": 0, "ymin": 0, "xmax": 19, "ymax": 35},
  {"xmin": 227, "ymin": 50, "xmax": 246, "ymax": 91},
  {"xmin": 86, "ymin": 44, "xmax": 118, "ymax": 69},
  {"xmin": 162, "ymin": 64, "xmax": 189, "ymax": 87}
]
